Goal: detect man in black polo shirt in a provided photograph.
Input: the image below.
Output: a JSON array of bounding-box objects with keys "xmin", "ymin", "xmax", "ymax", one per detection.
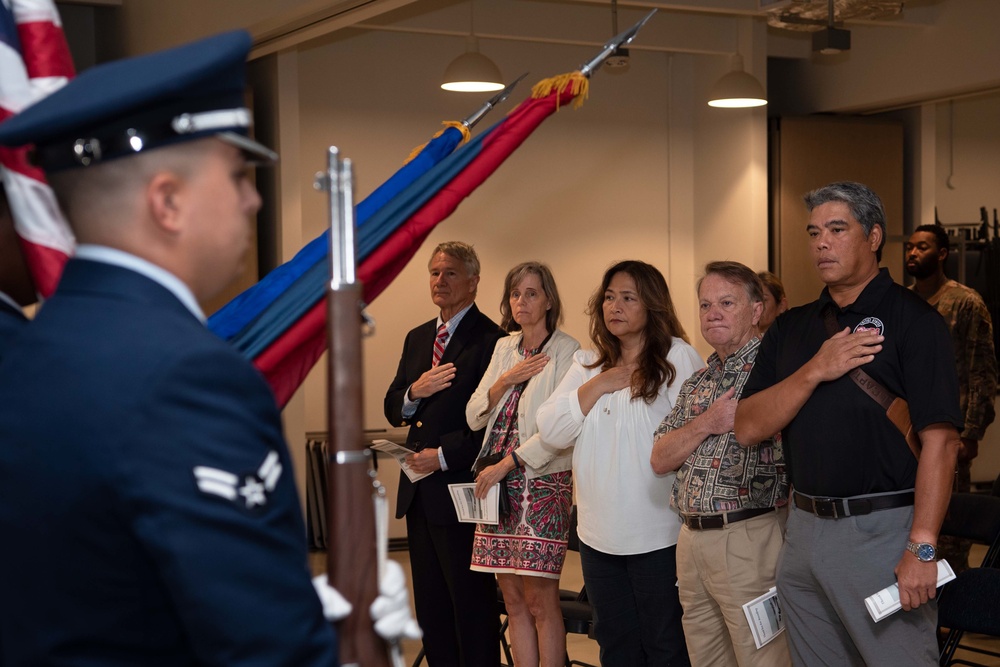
[{"xmin": 734, "ymin": 181, "xmax": 962, "ymax": 665}]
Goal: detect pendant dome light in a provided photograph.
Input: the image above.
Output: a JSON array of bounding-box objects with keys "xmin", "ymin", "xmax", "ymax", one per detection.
[
  {"xmin": 441, "ymin": 2, "xmax": 503, "ymax": 92},
  {"xmin": 707, "ymin": 54, "xmax": 767, "ymax": 108}
]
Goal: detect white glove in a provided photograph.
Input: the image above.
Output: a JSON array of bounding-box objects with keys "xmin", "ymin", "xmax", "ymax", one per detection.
[
  {"xmin": 370, "ymin": 559, "xmax": 422, "ymax": 642},
  {"xmin": 312, "ymin": 574, "xmax": 353, "ymax": 622}
]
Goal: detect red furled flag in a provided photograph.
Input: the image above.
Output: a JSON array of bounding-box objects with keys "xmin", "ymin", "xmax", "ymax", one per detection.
[{"xmin": 0, "ymin": 0, "xmax": 75, "ymax": 298}]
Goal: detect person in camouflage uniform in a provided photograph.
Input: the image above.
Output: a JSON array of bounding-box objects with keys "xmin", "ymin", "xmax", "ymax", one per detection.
[{"xmin": 905, "ymin": 223, "xmax": 998, "ymax": 572}]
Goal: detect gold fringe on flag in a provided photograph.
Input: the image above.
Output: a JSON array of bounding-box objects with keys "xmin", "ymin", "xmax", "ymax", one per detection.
[
  {"xmin": 530, "ymin": 71, "xmax": 589, "ymax": 110},
  {"xmin": 405, "ymin": 121, "xmax": 472, "ymax": 164}
]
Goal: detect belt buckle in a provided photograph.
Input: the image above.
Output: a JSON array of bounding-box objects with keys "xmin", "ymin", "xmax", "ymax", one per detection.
[{"xmin": 812, "ymin": 498, "xmax": 840, "ymax": 518}]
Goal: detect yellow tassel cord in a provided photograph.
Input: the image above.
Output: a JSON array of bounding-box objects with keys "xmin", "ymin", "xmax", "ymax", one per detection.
[
  {"xmin": 530, "ymin": 71, "xmax": 589, "ymax": 111},
  {"xmin": 405, "ymin": 121, "xmax": 472, "ymax": 164}
]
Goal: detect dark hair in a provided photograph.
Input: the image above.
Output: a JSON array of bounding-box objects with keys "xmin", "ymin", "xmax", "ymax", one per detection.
[
  {"xmin": 585, "ymin": 260, "xmax": 689, "ymax": 404},
  {"xmin": 756, "ymin": 271, "xmax": 785, "ymax": 303},
  {"xmin": 803, "ymin": 181, "xmax": 887, "ymax": 261},
  {"xmin": 499, "ymin": 261, "xmax": 563, "ymax": 333},
  {"xmin": 698, "ymin": 261, "xmax": 764, "ymax": 304},
  {"xmin": 913, "ymin": 224, "xmax": 950, "ymax": 255}
]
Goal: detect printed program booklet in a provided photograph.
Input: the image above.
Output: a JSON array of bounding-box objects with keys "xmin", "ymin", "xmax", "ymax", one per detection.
[
  {"xmin": 447, "ymin": 483, "xmax": 500, "ymax": 525},
  {"xmin": 864, "ymin": 559, "xmax": 956, "ymax": 622},
  {"xmin": 370, "ymin": 439, "xmax": 432, "ymax": 483},
  {"xmin": 742, "ymin": 587, "xmax": 785, "ymax": 649}
]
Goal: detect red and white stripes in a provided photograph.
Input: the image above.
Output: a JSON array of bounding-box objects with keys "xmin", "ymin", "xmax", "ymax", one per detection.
[{"xmin": 0, "ymin": 0, "xmax": 75, "ymax": 298}]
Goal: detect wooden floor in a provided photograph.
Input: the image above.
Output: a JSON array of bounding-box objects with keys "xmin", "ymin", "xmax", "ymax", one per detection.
[{"xmin": 313, "ymin": 545, "xmax": 1000, "ymax": 666}]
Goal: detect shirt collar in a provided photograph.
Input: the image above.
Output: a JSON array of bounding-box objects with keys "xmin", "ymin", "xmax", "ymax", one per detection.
[
  {"xmin": 74, "ymin": 245, "xmax": 206, "ymax": 323},
  {"xmin": 706, "ymin": 335, "xmax": 761, "ymax": 372},
  {"xmin": 817, "ymin": 267, "xmax": 893, "ymax": 315},
  {"xmin": 437, "ymin": 302, "xmax": 474, "ymax": 336}
]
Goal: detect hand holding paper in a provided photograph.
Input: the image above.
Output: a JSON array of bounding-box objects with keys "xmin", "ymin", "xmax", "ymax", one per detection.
[
  {"xmin": 865, "ymin": 559, "xmax": 956, "ymax": 622},
  {"xmin": 370, "ymin": 439, "xmax": 432, "ymax": 483}
]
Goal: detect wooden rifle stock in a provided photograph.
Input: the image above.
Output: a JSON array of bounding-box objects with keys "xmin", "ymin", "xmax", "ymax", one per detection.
[
  {"xmin": 327, "ymin": 285, "xmax": 388, "ymax": 667},
  {"xmin": 323, "ymin": 147, "xmax": 391, "ymax": 667}
]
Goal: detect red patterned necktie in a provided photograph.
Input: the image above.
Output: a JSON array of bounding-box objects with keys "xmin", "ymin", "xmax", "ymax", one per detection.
[{"xmin": 432, "ymin": 323, "xmax": 449, "ymax": 367}]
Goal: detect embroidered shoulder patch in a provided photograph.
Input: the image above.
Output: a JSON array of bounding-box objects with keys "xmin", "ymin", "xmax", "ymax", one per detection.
[
  {"xmin": 853, "ymin": 316, "xmax": 884, "ymax": 336},
  {"xmin": 194, "ymin": 450, "xmax": 283, "ymax": 510}
]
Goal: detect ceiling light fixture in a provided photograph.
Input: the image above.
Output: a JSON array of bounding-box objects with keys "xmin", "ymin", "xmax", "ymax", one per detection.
[
  {"xmin": 441, "ymin": 2, "xmax": 503, "ymax": 92},
  {"xmin": 603, "ymin": 0, "xmax": 630, "ymax": 74},
  {"xmin": 707, "ymin": 54, "xmax": 767, "ymax": 108},
  {"xmin": 812, "ymin": 0, "xmax": 851, "ymax": 54}
]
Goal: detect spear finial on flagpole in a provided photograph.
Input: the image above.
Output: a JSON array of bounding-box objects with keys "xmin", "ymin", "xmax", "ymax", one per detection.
[
  {"xmin": 462, "ymin": 72, "xmax": 529, "ymax": 129},
  {"xmin": 579, "ymin": 8, "xmax": 657, "ymax": 78},
  {"xmin": 405, "ymin": 73, "xmax": 528, "ymax": 162}
]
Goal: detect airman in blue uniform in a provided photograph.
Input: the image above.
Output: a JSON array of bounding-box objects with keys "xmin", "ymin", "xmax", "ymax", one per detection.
[{"xmin": 0, "ymin": 31, "xmax": 339, "ymax": 665}]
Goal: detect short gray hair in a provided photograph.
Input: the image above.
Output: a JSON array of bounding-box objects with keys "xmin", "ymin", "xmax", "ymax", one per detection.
[{"xmin": 429, "ymin": 241, "xmax": 480, "ymax": 277}]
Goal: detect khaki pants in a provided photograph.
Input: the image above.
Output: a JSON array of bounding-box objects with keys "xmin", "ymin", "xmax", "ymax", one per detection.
[{"xmin": 676, "ymin": 510, "xmax": 791, "ymax": 667}]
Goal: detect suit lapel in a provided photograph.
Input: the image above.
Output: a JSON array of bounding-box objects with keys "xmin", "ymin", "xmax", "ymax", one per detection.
[{"xmin": 438, "ymin": 303, "xmax": 480, "ymax": 367}]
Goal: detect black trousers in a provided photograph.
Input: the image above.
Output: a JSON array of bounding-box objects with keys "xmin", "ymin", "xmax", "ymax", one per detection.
[{"xmin": 406, "ymin": 494, "xmax": 499, "ymax": 667}]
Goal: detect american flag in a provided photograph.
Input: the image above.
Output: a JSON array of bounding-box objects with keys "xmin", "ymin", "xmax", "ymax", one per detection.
[{"xmin": 0, "ymin": 0, "xmax": 75, "ymax": 298}]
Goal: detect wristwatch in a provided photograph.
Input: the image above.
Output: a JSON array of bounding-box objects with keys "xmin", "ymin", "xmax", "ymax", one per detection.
[{"xmin": 906, "ymin": 541, "xmax": 937, "ymax": 562}]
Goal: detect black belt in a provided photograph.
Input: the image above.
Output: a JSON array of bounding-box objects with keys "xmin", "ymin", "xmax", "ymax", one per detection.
[
  {"xmin": 792, "ymin": 490, "xmax": 914, "ymax": 519},
  {"xmin": 680, "ymin": 506, "xmax": 776, "ymax": 530}
]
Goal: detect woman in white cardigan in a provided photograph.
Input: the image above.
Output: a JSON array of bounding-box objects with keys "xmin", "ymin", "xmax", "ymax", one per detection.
[
  {"xmin": 466, "ymin": 261, "xmax": 580, "ymax": 667},
  {"xmin": 536, "ymin": 260, "xmax": 704, "ymax": 667}
]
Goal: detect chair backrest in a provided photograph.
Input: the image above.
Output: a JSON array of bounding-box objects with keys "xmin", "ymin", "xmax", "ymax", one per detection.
[
  {"xmin": 567, "ymin": 504, "xmax": 580, "ymax": 552},
  {"xmin": 940, "ymin": 493, "xmax": 1000, "ymax": 544},
  {"xmin": 938, "ymin": 567, "xmax": 1000, "ymax": 636},
  {"xmin": 940, "ymin": 493, "xmax": 1000, "ymax": 568}
]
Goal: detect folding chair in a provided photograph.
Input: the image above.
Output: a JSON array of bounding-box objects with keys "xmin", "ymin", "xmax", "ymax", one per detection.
[
  {"xmin": 938, "ymin": 567, "xmax": 1000, "ymax": 666},
  {"xmin": 936, "ymin": 493, "xmax": 1000, "ymax": 666},
  {"xmin": 561, "ymin": 505, "xmax": 598, "ymax": 667},
  {"xmin": 938, "ymin": 493, "xmax": 1000, "ymax": 569}
]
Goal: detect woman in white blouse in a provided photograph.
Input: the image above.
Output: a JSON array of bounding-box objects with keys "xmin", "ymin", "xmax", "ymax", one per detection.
[
  {"xmin": 536, "ymin": 260, "xmax": 704, "ymax": 667},
  {"xmin": 466, "ymin": 262, "xmax": 580, "ymax": 667}
]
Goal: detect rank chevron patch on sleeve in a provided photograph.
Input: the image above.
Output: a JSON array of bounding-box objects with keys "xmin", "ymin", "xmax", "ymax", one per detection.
[{"xmin": 194, "ymin": 450, "xmax": 283, "ymax": 510}]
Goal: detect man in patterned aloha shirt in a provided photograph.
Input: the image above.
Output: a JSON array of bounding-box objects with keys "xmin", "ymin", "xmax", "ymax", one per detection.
[{"xmin": 651, "ymin": 261, "xmax": 789, "ymax": 667}]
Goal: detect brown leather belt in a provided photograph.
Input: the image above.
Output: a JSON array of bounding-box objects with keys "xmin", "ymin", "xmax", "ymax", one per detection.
[
  {"xmin": 680, "ymin": 506, "xmax": 776, "ymax": 530},
  {"xmin": 792, "ymin": 490, "xmax": 914, "ymax": 519}
]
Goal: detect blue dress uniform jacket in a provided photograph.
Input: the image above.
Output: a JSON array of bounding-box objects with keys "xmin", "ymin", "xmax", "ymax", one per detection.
[
  {"xmin": 0, "ymin": 259, "xmax": 337, "ymax": 666},
  {"xmin": 0, "ymin": 298, "xmax": 27, "ymax": 360}
]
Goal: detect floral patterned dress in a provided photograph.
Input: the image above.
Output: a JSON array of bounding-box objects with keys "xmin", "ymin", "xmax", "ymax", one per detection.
[{"xmin": 470, "ymin": 344, "xmax": 573, "ymax": 579}]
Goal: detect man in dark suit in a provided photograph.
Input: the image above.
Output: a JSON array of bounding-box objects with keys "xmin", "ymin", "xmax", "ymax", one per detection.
[
  {"xmin": 0, "ymin": 188, "xmax": 34, "ymax": 354},
  {"xmin": 385, "ymin": 241, "xmax": 505, "ymax": 666},
  {"xmin": 0, "ymin": 31, "xmax": 340, "ymax": 665}
]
